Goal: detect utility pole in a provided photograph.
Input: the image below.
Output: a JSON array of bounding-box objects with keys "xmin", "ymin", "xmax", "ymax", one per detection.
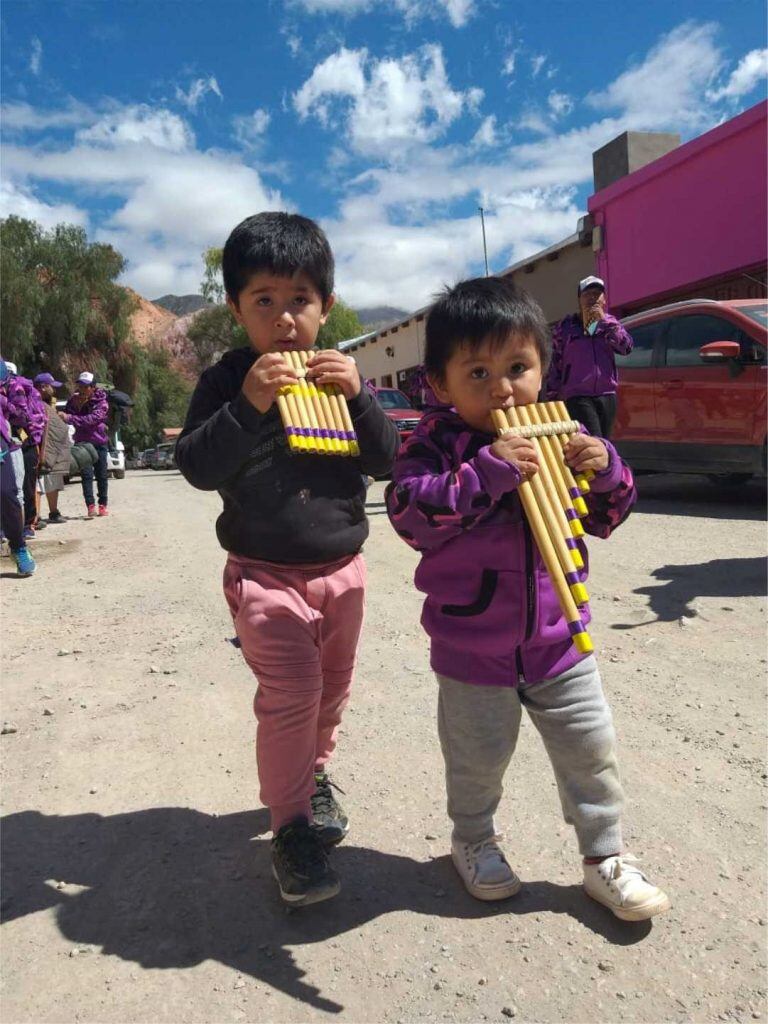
[{"xmin": 478, "ymin": 206, "xmax": 489, "ymax": 277}]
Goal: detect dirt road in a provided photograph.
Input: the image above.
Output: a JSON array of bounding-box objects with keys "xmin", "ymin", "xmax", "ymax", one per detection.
[{"xmin": 1, "ymin": 470, "xmax": 766, "ymax": 1024}]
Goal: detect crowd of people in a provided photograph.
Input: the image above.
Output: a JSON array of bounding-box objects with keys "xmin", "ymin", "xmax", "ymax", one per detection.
[{"xmin": 0, "ymin": 359, "xmax": 112, "ymax": 577}]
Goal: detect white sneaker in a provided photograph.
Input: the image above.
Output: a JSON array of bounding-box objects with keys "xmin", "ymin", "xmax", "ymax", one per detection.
[
  {"xmin": 451, "ymin": 836, "xmax": 522, "ymax": 901},
  {"xmin": 583, "ymin": 854, "xmax": 671, "ymax": 921}
]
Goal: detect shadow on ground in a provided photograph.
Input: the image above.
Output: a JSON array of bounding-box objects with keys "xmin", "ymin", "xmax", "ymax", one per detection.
[
  {"xmin": 632, "ymin": 473, "xmax": 766, "ymax": 522},
  {"xmin": 612, "ymin": 555, "xmax": 767, "ymax": 628},
  {"xmin": 2, "ymin": 806, "xmax": 653, "ymax": 1014}
]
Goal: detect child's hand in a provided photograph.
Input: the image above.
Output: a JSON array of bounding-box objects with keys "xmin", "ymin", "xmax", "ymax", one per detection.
[
  {"xmin": 564, "ymin": 433, "xmax": 609, "ymax": 473},
  {"xmin": 490, "ymin": 434, "xmax": 539, "ymax": 478},
  {"xmin": 306, "ymin": 351, "xmax": 361, "ymax": 399},
  {"xmin": 241, "ymin": 353, "xmax": 298, "ymax": 413}
]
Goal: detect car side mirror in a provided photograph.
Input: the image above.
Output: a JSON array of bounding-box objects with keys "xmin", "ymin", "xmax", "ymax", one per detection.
[{"xmin": 699, "ymin": 340, "xmax": 741, "ymax": 361}]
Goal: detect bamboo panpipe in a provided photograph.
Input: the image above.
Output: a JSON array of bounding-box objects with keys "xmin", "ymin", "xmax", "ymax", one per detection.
[
  {"xmin": 276, "ymin": 350, "xmax": 359, "ymax": 456},
  {"xmin": 491, "ymin": 403, "xmax": 593, "ymax": 655}
]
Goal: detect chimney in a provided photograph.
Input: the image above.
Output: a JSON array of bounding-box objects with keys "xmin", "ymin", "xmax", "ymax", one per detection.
[{"xmin": 592, "ymin": 131, "xmax": 680, "ymax": 193}]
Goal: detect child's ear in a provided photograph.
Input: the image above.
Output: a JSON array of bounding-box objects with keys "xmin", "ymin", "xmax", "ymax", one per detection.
[
  {"xmin": 227, "ymin": 295, "xmax": 244, "ymax": 326},
  {"xmin": 426, "ymin": 373, "xmax": 450, "ymax": 405},
  {"xmin": 320, "ymin": 293, "xmax": 335, "ymax": 324}
]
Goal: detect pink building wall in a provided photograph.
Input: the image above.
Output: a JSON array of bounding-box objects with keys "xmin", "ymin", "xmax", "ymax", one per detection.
[{"xmin": 589, "ymin": 101, "xmax": 767, "ymax": 313}]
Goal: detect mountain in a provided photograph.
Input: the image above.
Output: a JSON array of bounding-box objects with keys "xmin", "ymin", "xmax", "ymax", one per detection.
[
  {"xmin": 152, "ymin": 294, "xmax": 211, "ymax": 316},
  {"xmin": 355, "ymin": 306, "xmax": 409, "ymax": 332}
]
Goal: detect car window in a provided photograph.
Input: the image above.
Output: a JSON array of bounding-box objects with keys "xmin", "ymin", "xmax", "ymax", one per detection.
[
  {"xmin": 616, "ymin": 321, "xmax": 663, "ymax": 368},
  {"xmin": 664, "ymin": 315, "xmax": 750, "ymax": 367},
  {"xmin": 376, "ymin": 390, "xmax": 412, "ymax": 409}
]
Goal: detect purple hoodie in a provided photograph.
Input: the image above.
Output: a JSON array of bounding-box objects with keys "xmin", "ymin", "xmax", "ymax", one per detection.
[
  {"xmin": 0, "ymin": 392, "xmax": 13, "ymax": 449},
  {"xmin": 65, "ymin": 388, "xmax": 109, "ymax": 445},
  {"xmin": 546, "ymin": 313, "xmax": 633, "ymax": 400},
  {"xmin": 2, "ymin": 375, "xmax": 47, "ymax": 446},
  {"xmin": 385, "ymin": 408, "xmax": 636, "ymax": 687}
]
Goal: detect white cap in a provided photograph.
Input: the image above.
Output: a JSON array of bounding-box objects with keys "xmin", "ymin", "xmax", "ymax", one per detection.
[
  {"xmin": 578, "ymin": 275, "xmax": 605, "ymax": 295},
  {"xmin": 77, "ymin": 371, "xmax": 95, "ymax": 385},
  {"xmin": 5, "ymin": 361, "xmax": 17, "ymax": 375}
]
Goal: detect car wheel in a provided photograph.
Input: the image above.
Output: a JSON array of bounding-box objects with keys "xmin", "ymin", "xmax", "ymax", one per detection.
[
  {"xmin": 706, "ymin": 473, "xmax": 753, "ymax": 487},
  {"xmin": 114, "ymin": 469, "xmax": 125, "ymax": 480}
]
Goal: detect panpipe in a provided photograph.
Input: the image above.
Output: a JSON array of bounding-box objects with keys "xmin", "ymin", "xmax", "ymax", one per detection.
[
  {"xmin": 275, "ymin": 350, "xmax": 359, "ymax": 456},
  {"xmin": 490, "ymin": 401, "xmax": 595, "ymax": 655}
]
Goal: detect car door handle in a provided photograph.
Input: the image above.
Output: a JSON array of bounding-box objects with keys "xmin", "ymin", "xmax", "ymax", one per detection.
[{"xmin": 663, "ymin": 380, "xmax": 684, "ymax": 390}]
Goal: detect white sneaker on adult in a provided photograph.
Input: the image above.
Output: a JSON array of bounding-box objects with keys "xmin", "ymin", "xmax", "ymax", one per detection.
[
  {"xmin": 583, "ymin": 854, "xmax": 670, "ymax": 921},
  {"xmin": 451, "ymin": 836, "xmax": 521, "ymax": 901}
]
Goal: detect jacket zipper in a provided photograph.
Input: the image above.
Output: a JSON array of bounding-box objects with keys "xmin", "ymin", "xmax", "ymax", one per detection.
[{"xmin": 515, "ymin": 519, "xmax": 537, "ymax": 684}]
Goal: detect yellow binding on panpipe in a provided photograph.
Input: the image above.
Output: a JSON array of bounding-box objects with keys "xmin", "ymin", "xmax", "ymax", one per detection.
[
  {"xmin": 490, "ymin": 402, "xmax": 594, "ymax": 656},
  {"xmin": 276, "ymin": 350, "xmax": 359, "ymax": 457}
]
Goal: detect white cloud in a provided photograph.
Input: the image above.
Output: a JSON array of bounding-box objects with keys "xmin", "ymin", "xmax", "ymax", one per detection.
[
  {"xmin": 502, "ymin": 51, "xmax": 517, "ymax": 76},
  {"xmin": 1, "ymin": 99, "xmax": 284, "ymax": 299},
  {"xmin": 77, "ymin": 106, "xmax": 194, "ymax": 151},
  {"xmin": 232, "ymin": 109, "xmax": 272, "ymax": 148},
  {"xmin": 174, "ymin": 76, "xmax": 223, "ymax": 112},
  {"xmin": 29, "ymin": 37, "xmax": 42, "ymax": 76},
  {"xmin": 586, "ymin": 21, "xmax": 723, "ymax": 132},
  {"xmin": 471, "ymin": 115, "xmax": 497, "ymax": 148},
  {"xmin": 294, "ymin": 44, "xmax": 479, "ymax": 155},
  {"xmin": 0, "ymin": 180, "xmax": 87, "ymax": 230},
  {"xmin": 290, "ymin": 0, "xmax": 474, "ymax": 24},
  {"xmin": 516, "ymin": 108, "xmax": 551, "ymax": 135},
  {"xmin": 1, "ymin": 99, "xmax": 94, "ymax": 131},
  {"xmin": 706, "ymin": 48, "xmax": 768, "ymax": 102},
  {"xmin": 547, "ymin": 91, "xmax": 573, "ymax": 119},
  {"xmin": 531, "ymin": 54, "xmax": 546, "ymax": 77}
]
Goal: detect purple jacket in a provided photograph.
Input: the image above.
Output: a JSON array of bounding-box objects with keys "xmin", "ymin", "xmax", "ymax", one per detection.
[
  {"xmin": 385, "ymin": 408, "xmax": 636, "ymax": 687},
  {"xmin": 546, "ymin": 313, "xmax": 633, "ymax": 400},
  {"xmin": 2, "ymin": 375, "xmax": 47, "ymax": 446},
  {"xmin": 65, "ymin": 388, "xmax": 109, "ymax": 445},
  {"xmin": 0, "ymin": 392, "xmax": 14, "ymax": 449}
]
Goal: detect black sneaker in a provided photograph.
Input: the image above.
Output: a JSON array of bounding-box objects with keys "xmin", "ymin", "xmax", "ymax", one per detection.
[
  {"xmin": 48, "ymin": 511, "xmax": 66, "ymax": 524},
  {"xmin": 271, "ymin": 820, "xmax": 340, "ymax": 906},
  {"xmin": 311, "ymin": 771, "xmax": 349, "ymax": 846}
]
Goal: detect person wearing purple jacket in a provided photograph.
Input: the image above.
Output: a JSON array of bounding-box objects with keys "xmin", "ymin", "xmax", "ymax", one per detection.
[
  {"xmin": 385, "ymin": 277, "xmax": 669, "ymax": 922},
  {"xmin": 545, "ymin": 276, "xmax": 633, "ymax": 439},
  {"xmin": 1, "ymin": 361, "xmax": 48, "ymax": 536},
  {"xmin": 62, "ymin": 371, "xmax": 110, "ymax": 518},
  {"xmin": 0, "ymin": 360, "xmax": 35, "ymax": 575}
]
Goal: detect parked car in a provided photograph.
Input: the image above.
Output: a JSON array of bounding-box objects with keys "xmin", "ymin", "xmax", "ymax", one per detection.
[
  {"xmin": 150, "ymin": 442, "xmax": 176, "ymax": 470},
  {"xmin": 612, "ymin": 299, "xmax": 767, "ymax": 485},
  {"xmin": 372, "ymin": 387, "xmax": 424, "ymax": 444}
]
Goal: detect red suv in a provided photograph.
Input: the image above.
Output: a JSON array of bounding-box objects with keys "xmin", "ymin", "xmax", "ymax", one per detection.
[
  {"xmin": 373, "ymin": 387, "xmax": 424, "ymax": 444},
  {"xmin": 614, "ymin": 299, "xmax": 767, "ymax": 484}
]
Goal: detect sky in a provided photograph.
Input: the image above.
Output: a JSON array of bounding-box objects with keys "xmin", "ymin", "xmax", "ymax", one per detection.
[{"xmin": 1, "ymin": 0, "xmax": 766, "ymax": 311}]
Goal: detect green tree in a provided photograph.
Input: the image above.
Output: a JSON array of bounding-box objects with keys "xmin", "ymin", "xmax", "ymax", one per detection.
[
  {"xmin": 186, "ymin": 304, "xmax": 248, "ymax": 372},
  {"xmin": 317, "ymin": 298, "xmax": 364, "ymax": 349},
  {"xmin": 200, "ymin": 246, "xmax": 224, "ymax": 304},
  {"xmin": 0, "ymin": 216, "xmax": 136, "ymax": 377},
  {"xmin": 122, "ymin": 345, "xmax": 192, "ymax": 452}
]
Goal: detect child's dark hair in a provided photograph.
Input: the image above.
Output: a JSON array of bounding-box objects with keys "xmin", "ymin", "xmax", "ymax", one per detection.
[
  {"xmin": 223, "ymin": 212, "xmax": 334, "ymax": 305},
  {"xmin": 425, "ymin": 276, "xmax": 551, "ymax": 379}
]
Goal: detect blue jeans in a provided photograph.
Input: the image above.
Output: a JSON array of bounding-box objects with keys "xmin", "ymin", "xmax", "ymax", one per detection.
[{"xmin": 81, "ymin": 443, "xmax": 109, "ymax": 508}]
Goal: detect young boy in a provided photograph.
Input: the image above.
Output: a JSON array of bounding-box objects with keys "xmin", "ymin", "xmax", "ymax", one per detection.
[
  {"xmin": 176, "ymin": 212, "xmax": 399, "ymax": 906},
  {"xmin": 385, "ymin": 277, "xmax": 669, "ymax": 921}
]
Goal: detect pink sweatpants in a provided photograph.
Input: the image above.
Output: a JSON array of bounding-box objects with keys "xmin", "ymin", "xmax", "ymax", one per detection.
[{"xmin": 223, "ymin": 552, "xmax": 366, "ymax": 833}]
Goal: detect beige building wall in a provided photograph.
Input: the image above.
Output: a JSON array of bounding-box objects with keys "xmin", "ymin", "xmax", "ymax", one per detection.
[{"xmin": 343, "ymin": 235, "xmax": 595, "ymax": 393}]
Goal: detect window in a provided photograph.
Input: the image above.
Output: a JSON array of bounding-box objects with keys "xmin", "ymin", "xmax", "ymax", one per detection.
[
  {"xmin": 380, "ymin": 373, "xmax": 393, "ymax": 387},
  {"xmin": 616, "ymin": 321, "xmax": 662, "ymax": 369},
  {"xmin": 664, "ymin": 315, "xmax": 750, "ymax": 367}
]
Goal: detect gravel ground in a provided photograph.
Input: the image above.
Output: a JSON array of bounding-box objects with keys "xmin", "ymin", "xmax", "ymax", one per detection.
[{"xmin": 1, "ymin": 469, "xmax": 766, "ymax": 1024}]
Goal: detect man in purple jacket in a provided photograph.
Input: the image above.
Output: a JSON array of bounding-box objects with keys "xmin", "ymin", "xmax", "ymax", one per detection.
[
  {"xmin": 62, "ymin": 371, "xmax": 110, "ymax": 518},
  {"xmin": 545, "ymin": 276, "xmax": 633, "ymax": 439},
  {"xmin": 1, "ymin": 361, "xmax": 48, "ymax": 536}
]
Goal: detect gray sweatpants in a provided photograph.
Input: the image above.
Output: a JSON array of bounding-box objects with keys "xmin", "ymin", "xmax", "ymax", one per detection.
[{"xmin": 436, "ymin": 655, "xmax": 624, "ymax": 858}]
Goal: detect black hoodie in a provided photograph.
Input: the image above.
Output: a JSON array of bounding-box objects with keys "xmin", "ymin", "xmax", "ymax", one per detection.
[{"xmin": 176, "ymin": 347, "xmax": 400, "ymax": 563}]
